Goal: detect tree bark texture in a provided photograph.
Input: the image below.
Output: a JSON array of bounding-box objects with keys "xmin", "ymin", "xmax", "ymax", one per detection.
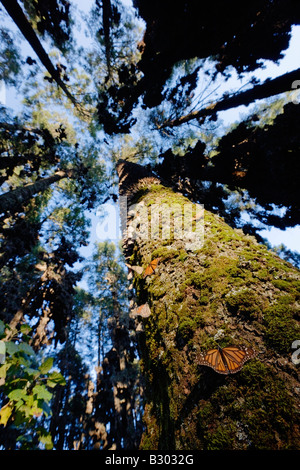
[{"xmin": 117, "ymin": 159, "xmax": 300, "ymax": 450}]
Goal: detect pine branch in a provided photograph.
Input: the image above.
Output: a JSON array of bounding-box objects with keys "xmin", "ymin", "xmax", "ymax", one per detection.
[
  {"xmin": 0, "ymin": 0, "xmax": 78, "ymax": 107},
  {"xmin": 158, "ymin": 67, "xmax": 300, "ymax": 129}
]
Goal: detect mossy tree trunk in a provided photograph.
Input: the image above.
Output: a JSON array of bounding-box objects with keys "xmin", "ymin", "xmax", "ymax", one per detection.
[{"xmin": 117, "ymin": 159, "xmax": 300, "ymax": 451}]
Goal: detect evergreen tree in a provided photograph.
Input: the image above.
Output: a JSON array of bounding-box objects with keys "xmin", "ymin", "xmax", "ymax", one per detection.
[
  {"xmin": 0, "ymin": 0, "xmax": 299, "ymax": 451},
  {"xmin": 85, "ymin": 241, "xmax": 143, "ymax": 449},
  {"xmin": 117, "ymin": 159, "xmax": 300, "ymax": 450}
]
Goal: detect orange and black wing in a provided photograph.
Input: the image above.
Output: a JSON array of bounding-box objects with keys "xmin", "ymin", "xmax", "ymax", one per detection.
[
  {"xmin": 130, "ymin": 303, "xmax": 151, "ymax": 318},
  {"xmin": 125, "ymin": 263, "xmax": 144, "ymax": 275},
  {"xmin": 198, "ymin": 348, "xmax": 228, "ymax": 374},
  {"xmin": 143, "ymin": 258, "xmax": 161, "ymax": 278},
  {"xmin": 136, "ymin": 303, "xmax": 151, "ymax": 318},
  {"xmin": 198, "ymin": 346, "xmax": 255, "ymax": 375},
  {"xmin": 221, "ymin": 346, "xmax": 250, "ymax": 374}
]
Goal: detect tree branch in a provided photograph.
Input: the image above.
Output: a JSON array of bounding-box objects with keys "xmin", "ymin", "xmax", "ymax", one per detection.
[
  {"xmin": 0, "ymin": 0, "xmax": 78, "ymax": 107},
  {"xmin": 158, "ymin": 67, "xmax": 300, "ymax": 129}
]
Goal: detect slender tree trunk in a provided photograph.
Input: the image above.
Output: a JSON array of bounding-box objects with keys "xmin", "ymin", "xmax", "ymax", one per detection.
[
  {"xmin": 102, "ymin": 0, "xmax": 113, "ymax": 79},
  {"xmin": 0, "ymin": 169, "xmax": 72, "ymax": 215},
  {"xmin": 5, "ymin": 266, "xmax": 48, "ymax": 339},
  {"xmin": 117, "ymin": 159, "xmax": 300, "ymax": 450},
  {"xmin": 0, "ymin": 0, "xmax": 78, "ymax": 107},
  {"xmin": 158, "ymin": 67, "xmax": 300, "ymax": 129}
]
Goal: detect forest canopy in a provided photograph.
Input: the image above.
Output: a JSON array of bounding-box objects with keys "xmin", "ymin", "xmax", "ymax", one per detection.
[{"xmin": 0, "ymin": 0, "xmax": 299, "ymax": 451}]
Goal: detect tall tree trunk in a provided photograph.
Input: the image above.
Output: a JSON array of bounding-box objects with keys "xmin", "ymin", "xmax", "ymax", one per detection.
[
  {"xmin": 102, "ymin": 0, "xmax": 113, "ymax": 79},
  {"xmin": 158, "ymin": 67, "xmax": 300, "ymax": 129},
  {"xmin": 4, "ymin": 265, "xmax": 48, "ymax": 339},
  {"xmin": 117, "ymin": 159, "xmax": 300, "ymax": 450},
  {"xmin": 0, "ymin": 0, "xmax": 78, "ymax": 107},
  {"xmin": 0, "ymin": 169, "xmax": 72, "ymax": 215},
  {"xmin": 92, "ymin": 281, "xmax": 140, "ymax": 450}
]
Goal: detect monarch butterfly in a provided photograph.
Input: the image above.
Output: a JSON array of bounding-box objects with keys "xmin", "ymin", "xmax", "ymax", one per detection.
[
  {"xmin": 198, "ymin": 345, "xmax": 255, "ymax": 374},
  {"xmin": 125, "ymin": 263, "xmax": 144, "ymax": 277},
  {"xmin": 130, "ymin": 303, "xmax": 151, "ymax": 318},
  {"xmin": 143, "ymin": 258, "xmax": 161, "ymax": 278}
]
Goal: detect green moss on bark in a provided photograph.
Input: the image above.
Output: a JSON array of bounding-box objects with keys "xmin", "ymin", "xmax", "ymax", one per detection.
[{"xmin": 121, "ymin": 173, "xmax": 300, "ymax": 450}]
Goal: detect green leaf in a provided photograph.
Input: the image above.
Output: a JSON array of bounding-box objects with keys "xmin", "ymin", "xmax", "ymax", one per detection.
[
  {"xmin": 0, "ymin": 402, "xmax": 13, "ymax": 426},
  {"xmin": 8, "ymin": 389, "xmax": 27, "ymax": 402},
  {"xmin": 32, "ymin": 385, "xmax": 52, "ymax": 402},
  {"xmin": 14, "ymin": 409, "xmax": 25, "ymax": 426},
  {"xmin": 47, "ymin": 371, "xmax": 66, "ymax": 386},
  {"xmin": 0, "ymin": 363, "xmax": 10, "ymax": 379},
  {"xmin": 25, "ymin": 394, "xmax": 34, "ymax": 408},
  {"xmin": 6, "ymin": 341, "xmax": 18, "ymax": 356},
  {"xmin": 0, "ymin": 341, "xmax": 5, "ymax": 354},
  {"xmin": 18, "ymin": 343, "xmax": 35, "ymax": 356},
  {"xmin": 31, "ymin": 399, "xmax": 43, "ymax": 417},
  {"xmin": 18, "ymin": 355, "xmax": 31, "ymax": 367},
  {"xmin": 15, "ymin": 399, "xmax": 25, "ymax": 411},
  {"xmin": 24, "ymin": 366, "xmax": 40, "ymax": 378},
  {"xmin": 39, "ymin": 431, "xmax": 53, "ymax": 450},
  {"xmin": 39, "ymin": 357, "xmax": 53, "ymax": 374},
  {"xmin": 20, "ymin": 324, "xmax": 32, "ymax": 335}
]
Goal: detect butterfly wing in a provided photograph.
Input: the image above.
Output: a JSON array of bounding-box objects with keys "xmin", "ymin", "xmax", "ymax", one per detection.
[
  {"xmin": 198, "ymin": 348, "xmax": 227, "ymax": 374},
  {"xmin": 143, "ymin": 258, "xmax": 161, "ymax": 278},
  {"xmin": 126, "ymin": 263, "xmax": 144, "ymax": 275},
  {"xmin": 130, "ymin": 303, "xmax": 151, "ymax": 318},
  {"xmin": 137, "ymin": 303, "xmax": 151, "ymax": 318},
  {"xmin": 198, "ymin": 346, "xmax": 255, "ymax": 374},
  {"xmin": 222, "ymin": 346, "xmax": 255, "ymax": 373}
]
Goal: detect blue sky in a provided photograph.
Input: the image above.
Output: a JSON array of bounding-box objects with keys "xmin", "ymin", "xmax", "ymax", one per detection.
[
  {"xmin": 1, "ymin": 0, "xmax": 299, "ymax": 258},
  {"xmin": 91, "ymin": 23, "xmax": 300, "ymax": 255}
]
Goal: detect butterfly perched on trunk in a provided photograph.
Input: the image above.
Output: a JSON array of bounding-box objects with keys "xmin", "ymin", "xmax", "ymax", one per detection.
[
  {"xmin": 197, "ymin": 345, "xmax": 255, "ymax": 374},
  {"xmin": 143, "ymin": 258, "xmax": 161, "ymax": 278},
  {"xmin": 130, "ymin": 303, "xmax": 151, "ymax": 318},
  {"xmin": 125, "ymin": 263, "xmax": 144, "ymax": 280}
]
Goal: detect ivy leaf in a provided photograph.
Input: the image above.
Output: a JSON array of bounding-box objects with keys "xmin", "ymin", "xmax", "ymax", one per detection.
[
  {"xmin": 0, "ymin": 363, "xmax": 10, "ymax": 379},
  {"xmin": 6, "ymin": 341, "xmax": 18, "ymax": 356},
  {"xmin": 0, "ymin": 402, "xmax": 13, "ymax": 426},
  {"xmin": 24, "ymin": 366, "xmax": 40, "ymax": 377},
  {"xmin": 20, "ymin": 324, "xmax": 32, "ymax": 335},
  {"xmin": 39, "ymin": 357, "xmax": 53, "ymax": 374},
  {"xmin": 32, "ymin": 385, "xmax": 52, "ymax": 402},
  {"xmin": 32, "ymin": 400, "xmax": 43, "ymax": 417},
  {"xmin": 47, "ymin": 371, "xmax": 66, "ymax": 387},
  {"xmin": 18, "ymin": 343, "xmax": 35, "ymax": 356},
  {"xmin": 39, "ymin": 431, "xmax": 53, "ymax": 450},
  {"xmin": 8, "ymin": 389, "xmax": 27, "ymax": 402}
]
